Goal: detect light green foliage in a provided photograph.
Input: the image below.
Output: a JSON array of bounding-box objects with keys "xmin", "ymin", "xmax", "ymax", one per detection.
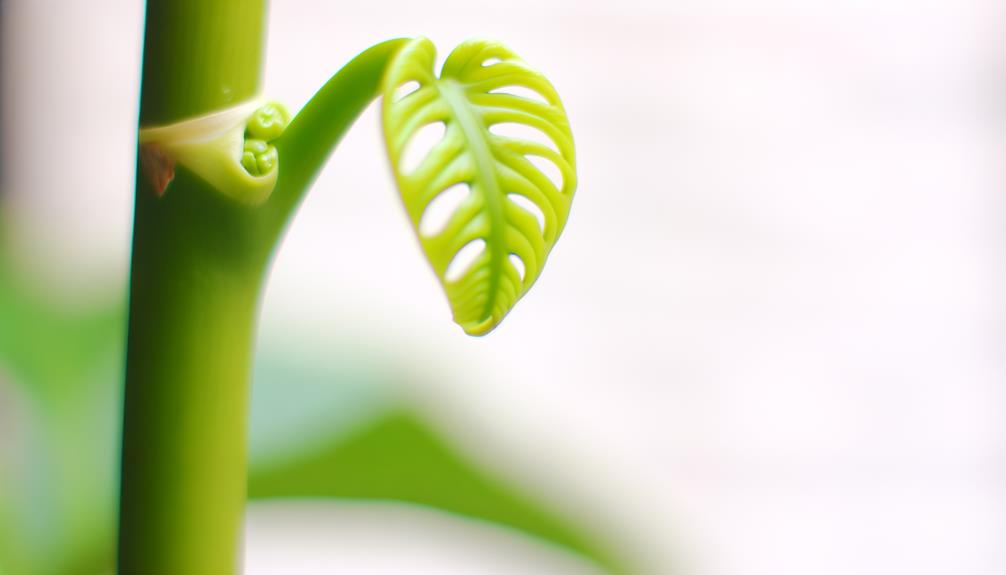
[{"xmin": 382, "ymin": 38, "xmax": 577, "ymax": 335}]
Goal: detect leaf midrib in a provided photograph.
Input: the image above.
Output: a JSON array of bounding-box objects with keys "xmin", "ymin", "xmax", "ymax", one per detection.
[{"xmin": 438, "ymin": 79, "xmax": 505, "ymax": 323}]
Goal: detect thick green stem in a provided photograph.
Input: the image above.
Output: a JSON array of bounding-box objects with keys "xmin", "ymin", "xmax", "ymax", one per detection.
[
  {"xmin": 120, "ymin": 1, "xmax": 407, "ymax": 571},
  {"xmin": 118, "ymin": 0, "xmax": 268, "ymax": 573},
  {"xmin": 118, "ymin": 170, "xmax": 271, "ymax": 575},
  {"xmin": 139, "ymin": 0, "xmax": 266, "ymax": 126}
]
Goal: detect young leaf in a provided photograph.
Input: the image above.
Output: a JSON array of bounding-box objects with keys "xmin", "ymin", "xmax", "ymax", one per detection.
[{"xmin": 382, "ymin": 38, "xmax": 576, "ymax": 335}]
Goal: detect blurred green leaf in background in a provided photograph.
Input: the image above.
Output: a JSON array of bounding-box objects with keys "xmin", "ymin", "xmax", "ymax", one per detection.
[{"xmin": 0, "ymin": 217, "xmax": 629, "ymax": 574}]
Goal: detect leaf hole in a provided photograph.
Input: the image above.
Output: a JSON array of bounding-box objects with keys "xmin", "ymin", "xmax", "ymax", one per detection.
[
  {"xmin": 488, "ymin": 85, "xmax": 549, "ymax": 105},
  {"xmin": 445, "ymin": 239, "xmax": 486, "ymax": 282},
  {"xmin": 482, "ymin": 57, "xmax": 504, "ymax": 67},
  {"xmin": 490, "ymin": 122, "xmax": 559, "ymax": 152},
  {"xmin": 508, "ymin": 194, "xmax": 546, "ymax": 233},
  {"xmin": 525, "ymin": 155, "xmax": 564, "ymax": 191},
  {"xmin": 400, "ymin": 121, "xmax": 446, "ymax": 175},
  {"xmin": 509, "ymin": 254, "xmax": 526, "ymax": 282},
  {"xmin": 393, "ymin": 81, "xmax": 421, "ymax": 102},
  {"xmin": 419, "ymin": 183, "xmax": 471, "ymax": 237}
]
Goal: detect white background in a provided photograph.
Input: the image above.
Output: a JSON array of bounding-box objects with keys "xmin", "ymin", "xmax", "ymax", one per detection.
[{"xmin": 2, "ymin": 0, "xmax": 1005, "ymax": 573}]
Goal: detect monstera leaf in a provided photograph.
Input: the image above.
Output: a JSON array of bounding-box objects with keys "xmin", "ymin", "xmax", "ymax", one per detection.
[{"xmin": 382, "ymin": 38, "xmax": 577, "ymax": 335}]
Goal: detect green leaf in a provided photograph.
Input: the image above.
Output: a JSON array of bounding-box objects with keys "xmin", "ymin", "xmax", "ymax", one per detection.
[
  {"xmin": 382, "ymin": 38, "xmax": 577, "ymax": 335},
  {"xmin": 249, "ymin": 410, "xmax": 627, "ymax": 575}
]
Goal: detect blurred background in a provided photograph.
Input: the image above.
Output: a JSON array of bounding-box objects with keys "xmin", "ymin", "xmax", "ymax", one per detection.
[{"xmin": 2, "ymin": 0, "xmax": 1004, "ymax": 574}]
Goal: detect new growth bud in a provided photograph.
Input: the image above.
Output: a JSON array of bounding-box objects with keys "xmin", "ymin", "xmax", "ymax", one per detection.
[
  {"xmin": 241, "ymin": 103, "xmax": 289, "ymax": 176},
  {"xmin": 241, "ymin": 139, "xmax": 277, "ymax": 176},
  {"xmin": 246, "ymin": 103, "xmax": 291, "ymax": 141}
]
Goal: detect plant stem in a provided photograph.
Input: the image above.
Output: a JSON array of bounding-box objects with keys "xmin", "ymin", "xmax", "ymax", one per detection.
[
  {"xmin": 138, "ymin": 0, "xmax": 266, "ymax": 126},
  {"xmin": 120, "ymin": 1, "xmax": 408, "ymax": 571},
  {"xmin": 118, "ymin": 171, "xmax": 271, "ymax": 575},
  {"xmin": 118, "ymin": 0, "xmax": 268, "ymax": 573},
  {"xmin": 265, "ymin": 38, "xmax": 408, "ymax": 228}
]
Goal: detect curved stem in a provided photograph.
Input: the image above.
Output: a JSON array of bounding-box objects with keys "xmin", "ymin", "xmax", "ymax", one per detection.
[{"xmin": 264, "ymin": 38, "xmax": 409, "ymax": 235}]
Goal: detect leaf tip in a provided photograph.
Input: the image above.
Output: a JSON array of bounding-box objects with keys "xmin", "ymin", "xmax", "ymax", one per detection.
[{"xmin": 459, "ymin": 316, "xmax": 498, "ymax": 337}]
